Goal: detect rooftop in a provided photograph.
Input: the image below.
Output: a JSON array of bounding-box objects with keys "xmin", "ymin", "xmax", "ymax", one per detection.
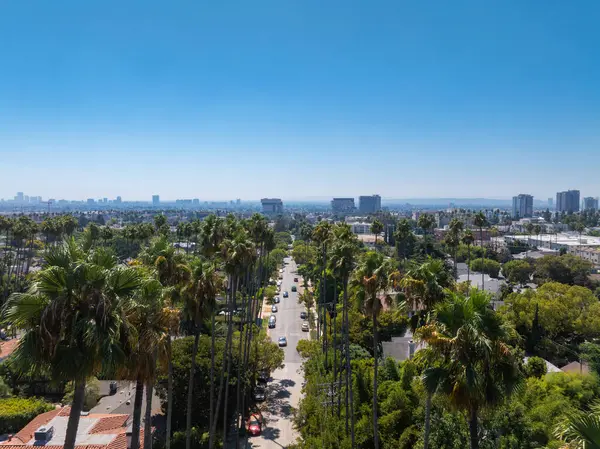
[{"xmin": 508, "ymin": 233, "xmax": 600, "ymax": 247}]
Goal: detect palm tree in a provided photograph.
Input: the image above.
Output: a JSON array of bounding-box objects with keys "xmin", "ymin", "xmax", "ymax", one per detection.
[
  {"xmin": 3, "ymin": 239, "xmax": 142, "ymax": 449},
  {"xmin": 181, "ymin": 260, "xmax": 221, "ymax": 449},
  {"xmin": 446, "ymin": 219, "xmax": 464, "ymax": 279},
  {"xmin": 462, "ymin": 230, "xmax": 475, "ymax": 287},
  {"xmin": 555, "ymin": 401, "xmax": 600, "ymax": 448},
  {"xmin": 416, "ymin": 290, "xmax": 522, "ymax": 449},
  {"xmin": 473, "ymin": 212, "xmax": 488, "ymax": 291},
  {"xmin": 370, "ymin": 219, "xmax": 384, "ymax": 245},
  {"xmin": 352, "ymin": 251, "xmax": 395, "ymax": 449},
  {"xmin": 394, "ymin": 219, "xmax": 413, "ymax": 260},
  {"xmin": 312, "ymin": 222, "xmax": 332, "ymax": 343},
  {"xmin": 330, "ymin": 224, "xmax": 359, "ymax": 446},
  {"xmin": 420, "ymin": 365, "xmax": 448, "ymax": 449}
]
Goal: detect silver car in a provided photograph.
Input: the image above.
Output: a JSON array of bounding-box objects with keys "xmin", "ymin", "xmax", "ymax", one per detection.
[{"xmin": 272, "ymin": 305, "xmax": 278, "ymax": 313}]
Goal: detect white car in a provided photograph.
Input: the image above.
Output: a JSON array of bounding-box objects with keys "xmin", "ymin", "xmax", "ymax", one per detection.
[
  {"xmin": 302, "ymin": 321, "xmax": 309, "ymax": 332},
  {"xmin": 272, "ymin": 305, "xmax": 278, "ymax": 313}
]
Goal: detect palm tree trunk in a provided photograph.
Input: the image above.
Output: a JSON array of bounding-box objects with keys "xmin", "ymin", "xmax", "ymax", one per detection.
[
  {"xmin": 372, "ymin": 310, "xmax": 379, "ymax": 449},
  {"xmin": 166, "ymin": 338, "xmax": 174, "ymax": 449},
  {"xmin": 222, "ymin": 277, "xmax": 238, "ymax": 443},
  {"xmin": 343, "ymin": 277, "xmax": 356, "ymax": 448},
  {"xmin": 144, "ymin": 380, "xmax": 154, "ymax": 449},
  {"xmin": 64, "ymin": 378, "xmax": 86, "ymax": 449},
  {"xmin": 469, "ymin": 405, "xmax": 479, "ymax": 449},
  {"xmin": 185, "ymin": 331, "xmax": 200, "ymax": 449},
  {"xmin": 130, "ymin": 377, "xmax": 144, "ymax": 449},
  {"xmin": 423, "ymin": 392, "xmax": 432, "ymax": 449},
  {"xmin": 480, "ymin": 227, "xmax": 485, "ymax": 291},
  {"xmin": 208, "ymin": 311, "xmax": 216, "ymax": 449},
  {"xmin": 467, "ymin": 244, "xmax": 471, "ymax": 285}
]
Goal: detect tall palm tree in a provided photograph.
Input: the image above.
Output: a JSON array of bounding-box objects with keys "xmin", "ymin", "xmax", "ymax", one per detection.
[
  {"xmin": 330, "ymin": 224, "xmax": 359, "ymax": 446},
  {"xmin": 394, "ymin": 219, "xmax": 413, "ymax": 261},
  {"xmin": 416, "ymin": 290, "xmax": 522, "ymax": 449},
  {"xmin": 462, "ymin": 230, "xmax": 475, "ymax": 287},
  {"xmin": 312, "ymin": 222, "xmax": 332, "ymax": 344},
  {"xmin": 181, "ymin": 260, "xmax": 221, "ymax": 449},
  {"xmin": 370, "ymin": 219, "xmax": 384, "ymax": 245},
  {"xmin": 446, "ymin": 219, "xmax": 464, "ymax": 279},
  {"xmin": 352, "ymin": 251, "xmax": 395, "ymax": 449},
  {"xmin": 3, "ymin": 240, "xmax": 142, "ymax": 449},
  {"xmin": 473, "ymin": 212, "xmax": 488, "ymax": 291},
  {"xmin": 555, "ymin": 401, "xmax": 600, "ymax": 449}
]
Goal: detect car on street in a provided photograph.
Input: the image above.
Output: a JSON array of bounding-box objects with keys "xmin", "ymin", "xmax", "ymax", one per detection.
[
  {"xmin": 283, "ymin": 291, "xmax": 289, "ymax": 298},
  {"xmin": 253, "ymin": 386, "xmax": 266, "ymax": 402},
  {"xmin": 268, "ymin": 315, "xmax": 276, "ymax": 328},
  {"xmin": 300, "ymin": 311, "xmax": 307, "ymax": 319},
  {"xmin": 109, "ymin": 381, "xmax": 118, "ymax": 395},
  {"xmin": 291, "ymin": 285, "xmax": 297, "ymax": 292},
  {"xmin": 277, "ymin": 280, "xmax": 282, "ymax": 286},
  {"xmin": 279, "ymin": 268, "xmax": 284, "ymax": 273},
  {"xmin": 278, "ymin": 336, "xmax": 288, "ymax": 347},
  {"xmin": 257, "ymin": 370, "xmax": 269, "ymax": 383},
  {"xmin": 294, "ymin": 277, "xmax": 298, "ymax": 282},
  {"xmin": 273, "ymin": 296, "xmax": 280, "ymax": 303},
  {"xmin": 302, "ymin": 322, "xmax": 309, "ymax": 332},
  {"xmin": 247, "ymin": 413, "xmax": 263, "ymax": 436},
  {"xmin": 271, "ymin": 305, "xmax": 278, "ymax": 313}
]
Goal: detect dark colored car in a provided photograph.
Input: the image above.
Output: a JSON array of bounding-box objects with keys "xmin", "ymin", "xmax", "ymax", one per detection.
[
  {"xmin": 283, "ymin": 291, "xmax": 289, "ymax": 298},
  {"xmin": 257, "ymin": 371, "xmax": 269, "ymax": 383},
  {"xmin": 253, "ymin": 386, "xmax": 266, "ymax": 402},
  {"xmin": 294, "ymin": 277, "xmax": 298, "ymax": 282},
  {"xmin": 300, "ymin": 311, "xmax": 307, "ymax": 320},
  {"xmin": 109, "ymin": 381, "xmax": 118, "ymax": 395}
]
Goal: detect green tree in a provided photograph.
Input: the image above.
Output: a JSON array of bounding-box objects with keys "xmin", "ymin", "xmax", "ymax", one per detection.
[
  {"xmin": 3, "ymin": 240, "xmax": 142, "ymax": 449},
  {"xmin": 394, "ymin": 219, "xmax": 415, "ymax": 261},
  {"xmin": 524, "ymin": 357, "xmax": 547, "ymax": 378},
  {"xmin": 473, "ymin": 212, "xmax": 488, "ymax": 291},
  {"xmin": 534, "ymin": 254, "xmax": 593, "ymax": 286},
  {"xmin": 461, "ymin": 230, "xmax": 475, "ymax": 286},
  {"xmin": 371, "ymin": 219, "xmax": 384, "ymax": 245},
  {"xmin": 416, "ymin": 290, "xmax": 522, "ymax": 449},
  {"xmin": 502, "ymin": 259, "xmax": 533, "ymax": 285},
  {"xmin": 469, "ymin": 258, "xmax": 501, "ymax": 278}
]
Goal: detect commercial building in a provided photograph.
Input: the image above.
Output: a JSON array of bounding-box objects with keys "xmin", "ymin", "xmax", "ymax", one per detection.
[
  {"xmin": 505, "ymin": 232, "xmax": 600, "ymax": 252},
  {"xmin": 358, "ymin": 195, "xmax": 381, "ymax": 214},
  {"xmin": 512, "ymin": 194, "xmax": 534, "ymax": 218},
  {"xmin": 261, "ymin": 198, "xmax": 283, "ymax": 214},
  {"xmin": 583, "ymin": 197, "xmax": 599, "ymax": 211},
  {"xmin": 556, "ymin": 190, "xmax": 580, "ymax": 213},
  {"xmin": 152, "ymin": 195, "xmax": 160, "ymax": 206},
  {"xmin": 548, "ymin": 198, "xmax": 553, "ymax": 208},
  {"xmin": 115, "ymin": 196, "xmax": 122, "ymax": 204},
  {"xmin": 349, "ymin": 222, "xmax": 371, "ymax": 234},
  {"xmin": 331, "ymin": 197, "xmax": 355, "ymax": 212}
]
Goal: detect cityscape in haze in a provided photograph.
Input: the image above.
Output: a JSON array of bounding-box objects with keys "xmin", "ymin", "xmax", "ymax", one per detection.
[{"xmin": 2, "ymin": 2, "xmax": 600, "ymax": 449}]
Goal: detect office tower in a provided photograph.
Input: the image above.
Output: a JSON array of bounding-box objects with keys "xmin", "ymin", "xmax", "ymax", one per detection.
[
  {"xmin": 15, "ymin": 192, "xmax": 24, "ymax": 203},
  {"xmin": 556, "ymin": 190, "xmax": 580, "ymax": 213},
  {"xmin": 115, "ymin": 196, "xmax": 122, "ymax": 204},
  {"xmin": 511, "ymin": 194, "xmax": 533, "ymax": 218},
  {"xmin": 261, "ymin": 198, "xmax": 283, "ymax": 214},
  {"xmin": 583, "ymin": 197, "xmax": 599, "ymax": 210},
  {"xmin": 152, "ymin": 195, "xmax": 160, "ymax": 206},
  {"xmin": 331, "ymin": 197, "xmax": 355, "ymax": 212},
  {"xmin": 358, "ymin": 195, "xmax": 381, "ymax": 214},
  {"xmin": 547, "ymin": 198, "xmax": 553, "ymax": 208}
]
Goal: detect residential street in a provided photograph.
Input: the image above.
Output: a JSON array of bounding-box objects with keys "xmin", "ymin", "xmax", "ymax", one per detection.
[{"xmin": 250, "ymin": 255, "xmax": 307, "ymax": 448}]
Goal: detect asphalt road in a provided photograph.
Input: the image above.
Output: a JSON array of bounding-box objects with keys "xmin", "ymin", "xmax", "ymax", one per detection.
[{"xmin": 250, "ymin": 256, "xmax": 307, "ymax": 449}]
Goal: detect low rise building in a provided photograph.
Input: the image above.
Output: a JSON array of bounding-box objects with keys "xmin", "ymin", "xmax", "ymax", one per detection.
[{"xmin": 568, "ymin": 246, "xmax": 600, "ymax": 266}]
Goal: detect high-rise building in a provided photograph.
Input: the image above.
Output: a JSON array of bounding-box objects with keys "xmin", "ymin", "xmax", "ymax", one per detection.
[
  {"xmin": 358, "ymin": 195, "xmax": 381, "ymax": 214},
  {"xmin": 583, "ymin": 197, "xmax": 599, "ymax": 211},
  {"xmin": 87, "ymin": 198, "xmax": 95, "ymax": 205},
  {"xmin": 115, "ymin": 196, "xmax": 122, "ymax": 204},
  {"xmin": 331, "ymin": 198, "xmax": 355, "ymax": 212},
  {"xmin": 556, "ymin": 190, "xmax": 580, "ymax": 213},
  {"xmin": 152, "ymin": 195, "xmax": 160, "ymax": 206},
  {"xmin": 511, "ymin": 194, "xmax": 533, "ymax": 218},
  {"xmin": 548, "ymin": 198, "xmax": 553, "ymax": 208},
  {"xmin": 193, "ymin": 198, "xmax": 200, "ymax": 205},
  {"xmin": 15, "ymin": 192, "xmax": 24, "ymax": 203},
  {"xmin": 261, "ymin": 198, "xmax": 283, "ymax": 214}
]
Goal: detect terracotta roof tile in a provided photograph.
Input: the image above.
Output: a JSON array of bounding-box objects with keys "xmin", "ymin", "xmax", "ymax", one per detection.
[
  {"xmin": 0, "ymin": 339, "xmax": 19, "ymax": 360},
  {"xmin": 14, "ymin": 408, "xmax": 61, "ymax": 443},
  {"xmin": 89, "ymin": 415, "xmax": 128, "ymax": 434},
  {"xmin": 58, "ymin": 406, "xmax": 71, "ymax": 417}
]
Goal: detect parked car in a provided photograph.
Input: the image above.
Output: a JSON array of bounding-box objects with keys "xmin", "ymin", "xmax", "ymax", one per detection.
[
  {"xmin": 253, "ymin": 386, "xmax": 266, "ymax": 402},
  {"xmin": 300, "ymin": 311, "xmax": 307, "ymax": 319},
  {"xmin": 109, "ymin": 381, "xmax": 118, "ymax": 395},
  {"xmin": 291, "ymin": 285, "xmax": 297, "ymax": 292},
  {"xmin": 278, "ymin": 336, "xmax": 288, "ymax": 347},
  {"xmin": 302, "ymin": 322, "xmax": 309, "ymax": 332},
  {"xmin": 294, "ymin": 277, "xmax": 298, "ymax": 282},
  {"xmin": 283, "ymin": 291, "xmax": 289, "ymax": 298},
  {"xmin": 257, "ymin": 370, "xmax": 269, "ymax": 383},
  {"xmin": 271, "ymin": 305, "xmax": 278, "ymax": 313},
  {"xmin": 273, "ymin": 297, "xmax": 280, "ymax": 303},
  {"xmin": 268, "ymin": 315, "xmax": 276, "ymax": 328},
  {"xmin": 247, "ymin": 413, "xmax": 263, "ymax": 436}
]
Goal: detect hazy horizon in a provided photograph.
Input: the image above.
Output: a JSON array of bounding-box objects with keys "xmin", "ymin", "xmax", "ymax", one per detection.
[{"xmin": 1, "ymin": 1, "xmax": 599, "ymax": 200}]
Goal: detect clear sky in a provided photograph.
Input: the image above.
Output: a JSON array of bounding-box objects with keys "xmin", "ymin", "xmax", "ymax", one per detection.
[{"xmin": 1, "ymin": 1, "xmax": 599, "ymax": 201}]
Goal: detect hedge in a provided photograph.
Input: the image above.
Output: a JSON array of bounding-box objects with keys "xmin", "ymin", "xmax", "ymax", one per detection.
[{"xmin": 0, "ymin": 397, "xmax": 54, "ymax": 434}]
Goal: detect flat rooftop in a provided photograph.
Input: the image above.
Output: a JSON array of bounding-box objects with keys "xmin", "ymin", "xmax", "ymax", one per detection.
[{"xmin": 508, "ymin": 233, "xmax": 600, "ymax": 247}]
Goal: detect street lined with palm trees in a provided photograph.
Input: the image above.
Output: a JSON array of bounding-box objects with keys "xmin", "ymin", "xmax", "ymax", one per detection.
[{"xmin": 251, "ymin": 255, "xmax": 307, "ymax": 448}]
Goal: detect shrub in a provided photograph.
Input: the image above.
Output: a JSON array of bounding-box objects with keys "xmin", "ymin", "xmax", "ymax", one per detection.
[
  {"xmin": 0, "ymin": 397, "xmax": 54, "ymax": 434},
  {"xmin": 525, "ymin": 357, "xmax": 547, "ymax": 378}
]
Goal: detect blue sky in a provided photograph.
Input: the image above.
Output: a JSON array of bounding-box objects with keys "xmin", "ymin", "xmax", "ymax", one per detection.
[{"xmin": 1, "ymin": 0, "xmax": 599, "ymax": 201}]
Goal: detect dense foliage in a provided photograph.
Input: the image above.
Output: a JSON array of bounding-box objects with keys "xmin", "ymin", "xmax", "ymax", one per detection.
[{"xmin": 0, "ymin": 397, "xmax": 53, "ymax": 434}]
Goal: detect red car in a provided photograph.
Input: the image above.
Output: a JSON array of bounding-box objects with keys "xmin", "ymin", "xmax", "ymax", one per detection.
[
  {"xmin": 247, "ymin": 413, "xmax": 263, "ymax": 436},
  {"xmin": 294, "ymin": 277, "xmax": 298, "ymax": 282}
]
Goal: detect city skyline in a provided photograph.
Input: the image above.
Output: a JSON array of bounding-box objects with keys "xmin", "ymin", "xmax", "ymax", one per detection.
[{"xmin": 1, "ymin": 1, "xmax": 599, "ymax": 199}]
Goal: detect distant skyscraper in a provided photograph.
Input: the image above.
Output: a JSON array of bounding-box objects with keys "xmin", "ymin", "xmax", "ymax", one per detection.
[
  {"xmin": 103, "ymin": 198, "xmax": 108, "ymax": 204},
  {"xmin": 358, "ymin": 195, "xmax": 381, "ymax": 214},
  {"xmin": 15, "ymin": 192, "xmax": 24, "ymax": 203},
  {"xmin": 115, "ymin": 196, "xmax": 122, "ymax": 204},
  {"xmin": 331, "ymin": 198, "xmax": 355, "ymax": 212},
  {"xmin": 236, "ymin": 199, "xmax": 241, "ymax": 206},
  {"xmin": 261, "ymin": 198, "xmax": 283, "ymax": 214},
  {"xmin": 193, "ymin": 198, "xmax": 200, "ymax": 205},
  {"xmin": 152, "ymin": 195, "xmax": 160, "ymax": 206},
  {"xmin": 583, "ymin": 197, "xmax": 599, "ymax": 211},
  {"xmin": 548, "ymin": 198, "xmax": 553, "ymax": 208},
  {"xmin": 87, "ymin": 198, "xmax": 95, "ymax": 205},
  {"xmin": 556, "ymin": 190, "xmax": 580, "ymax": 213},
  {"xmin": 511, "ymin": 194, "xmax": 533, "ymax": 218}
]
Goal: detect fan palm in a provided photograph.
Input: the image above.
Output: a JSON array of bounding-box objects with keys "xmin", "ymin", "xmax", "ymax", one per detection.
[
  {"xmin": 461, "ymin": 230, "xmax": 475, "ymax": 286},
  {"xmin": 415, "ymin": 290, "xmax": 522, "ymax": 449},
  {"xmin": 555, "ymin": 401, "xmax": 600, "ymax": 449},
  {"xmin": 3, "ymin": 239, "xmax": 142, "ymax": 449},
  {"xmin": 351, "ymin": 251, "xmax": 396, "ymax": 449},
  {"xmin": 473, "ymin": 212, "xmax": 488, "ymax": 290}
]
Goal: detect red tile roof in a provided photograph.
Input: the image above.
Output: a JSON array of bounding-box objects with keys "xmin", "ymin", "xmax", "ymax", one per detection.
[
  {"xmin": 89, "ymin": 415, "xmax": 128, "ymax": 434},
  {"xmin": 0, "ymin": 339, "xmax": 20, "ymax": 360},
  {"xmin": 14, "ymin": 408, "xmax": 61, "ymax": 443}
]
